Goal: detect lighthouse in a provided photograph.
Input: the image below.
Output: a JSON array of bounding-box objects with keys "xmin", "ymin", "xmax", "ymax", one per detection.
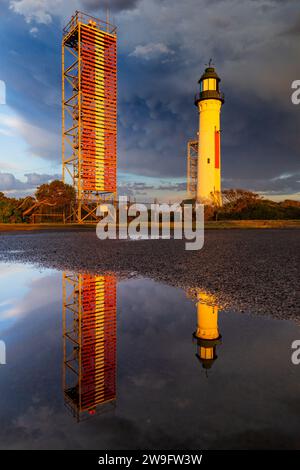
[
  {"xmin": 194, "ymin": 62, "xmax": 224, "ymax": 205},
  {"xmin": 193, "ymin": 292, "xmax": 222, "ymax": 370}
]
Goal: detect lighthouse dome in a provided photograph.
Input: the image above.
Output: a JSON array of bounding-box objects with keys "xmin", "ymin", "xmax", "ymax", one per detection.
[
  {"xmin": 198, "ymin": 66, "xmax": 220, "ymax": 83},
  {"xmin": 195, "ymin": 64, "xmax": 224, "ymax": 105}
]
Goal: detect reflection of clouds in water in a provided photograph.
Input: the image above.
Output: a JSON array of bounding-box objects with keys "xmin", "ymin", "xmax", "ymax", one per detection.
[
  {"xmin": 0, "ymin": 273, "xmax": 299, "ymax": 449},
  {"xmin": 0, "ymin": 265, "xmax": 33, "ymax": 323},
  {"xmin": 0, "ymin": 263, "xmax": 58, "ymax": 326},
  {"xmin": 0, "ymin": 264, "xmax": 26, "ymax": 279},
  {"xmin": 0, "ymin": 299, "xmax": 15, "ymax": 308},
  {"xmin": 2, "ymin": 273, "xmax": 60, "ymax": 320},
  {"xmin": 130, "ymin": 373, "xmax": 169, "ymax": 390},
  {"xmin": 0, "ymin": 269, "xmax": 62, "ymax": 438},
  {"xmin": 7, "ymin": 402, "xmax": 144, "ymax": 450},
  {"xmin": 118, "ymin": 279, "xmax": 300, "ymax": 448},
  {"xmin": 119, "ymin": 278, "xmax": 193, "ymax": 334},
  {"xmin": 14, "ymin": 405, "xmax": 57, "ymax": 440}
]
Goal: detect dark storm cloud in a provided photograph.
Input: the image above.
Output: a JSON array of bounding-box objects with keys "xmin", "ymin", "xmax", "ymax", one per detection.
[
  {"xmin": 119, "ymin": 181, "xmax": 156, "ymax": 191},
  {"xmin": 0, "ymin": 172, "xmax": 60, "ymax": 191},
  {"xmin": 157, "ymin": 182, "xmax": 186, "ymax": 192},
  {"xmin": 118, "ymin": 181, "xmax": 156, "ymax": 197},
  {"xmin": 281, "ymin": 15, "xmax": 300, "ymax": 36},
  {"xmin": 117, "ymin": 180, "xmax": 186, "ymax": 198},
  {"xmin": 80, "ymin": 0, "xmax": 141, "ymax": 12},
  {"xmin": 1, "ymin": 8, "xmax": 61, "ymax": 160},
  {"xmin": 115, "ymin": 0, "xmax": 300, "ymax": 194},
  {"xmin": 118, "ymin": 93, "xmax": 191, "ymax": 178},
  {"xmin": 0, "ymin": 173, "xmax": 26, "ymax": 191},
  {"xmin": 221, "ymin": 93, "xmax": 300, "ymax": 182},
  {"xmin": 24, "ymin": 172, "xmax": 60, "ymax": 186},
  {"xmin": 5, "ymin": 0, "xmax": 300, "ymax": 196},
  {"xmin": 223, "ymin": 173, "xmax": 300, "ymax": 195}
]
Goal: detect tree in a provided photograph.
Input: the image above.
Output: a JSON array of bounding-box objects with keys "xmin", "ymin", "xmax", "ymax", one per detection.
[
  {"xmin": 21, "ymin": 180, "xmax": 76, "ymax": 220},
  {"xmin": 221, "ymin": 189, "xmax": 261, "ymax": 208},
  {"xmin": 35, "ymin": 180, "xmax": 75, "ymax": 207},
  {"xmin": 0, "ymin": 193, "xmax": 22, "ymax": 223},
  {"xmin": 217, "ymin": 189, "xmax": 300, "ymax": 220},
  {"xmin": 0, "ymin": 182, "xmax": 77, "ymax": 223}
]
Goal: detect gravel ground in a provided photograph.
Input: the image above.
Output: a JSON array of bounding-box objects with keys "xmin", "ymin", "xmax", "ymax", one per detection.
[{"xmin": 0, "ymin": 229, "xmax": 299, "ymax": 319}]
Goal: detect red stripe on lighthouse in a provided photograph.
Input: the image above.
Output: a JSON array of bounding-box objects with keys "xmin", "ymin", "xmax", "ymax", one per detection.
[{"xmin": 215, "ymin": 130, "xmax": 220, "ymax": 169}]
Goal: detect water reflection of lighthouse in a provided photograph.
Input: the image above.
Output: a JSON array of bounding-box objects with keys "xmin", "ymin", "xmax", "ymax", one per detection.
[
  {"xmin": 62, "ymin": 272, "xmax": 117, "ymax": 421},
  {"xmin": 193, "ymin": 292, "xmax": 222, "ymax": 370}
]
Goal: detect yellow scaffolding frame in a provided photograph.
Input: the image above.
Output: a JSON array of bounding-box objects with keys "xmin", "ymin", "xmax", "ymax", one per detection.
[
  {"xmin": 62, "ymin": 11, "xmax": 117, "ymax": 223},
  {"xmin": 62, "ymin": 272, "xmax": 117, "ymax": 421},
  {"xmin": 187, "ymin": 140, "xmax": 198, "ymax": 199}
]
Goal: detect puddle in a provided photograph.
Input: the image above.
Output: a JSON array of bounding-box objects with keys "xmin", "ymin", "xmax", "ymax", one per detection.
[{"xmin": 0, "ymin": 262, "xmax": 299, "ymax": 449}]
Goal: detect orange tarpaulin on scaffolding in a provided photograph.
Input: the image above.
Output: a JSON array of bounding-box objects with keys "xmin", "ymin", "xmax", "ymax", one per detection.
[
  {"xmin": 81, "ymin": 25, "xmax": 117, "ymax": 192},
  {"xmin": 215, "ymin": 130, "xmax": 220, "ymax": 169},
  {"xmin": 81, "ymin": 274, "xmax": 117, "ymax": 411}
]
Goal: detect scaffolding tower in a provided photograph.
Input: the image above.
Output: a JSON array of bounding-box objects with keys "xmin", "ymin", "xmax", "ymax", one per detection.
[
  {"xmin": 62, "ymin": 272, "xmax": 117, "ymax": 421},
  {"xmin": 187, "ymin": 140, "xmax": 198, "ymax": 199},
  {"xmin": 62, "ymin": 11, "xmax": 117, "ymax": 223}
]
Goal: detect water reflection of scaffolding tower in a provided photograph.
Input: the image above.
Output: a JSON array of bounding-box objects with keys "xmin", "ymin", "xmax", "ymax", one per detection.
[
  {"xmin": 62, "ymin": 272, "xmax": 117, "ymax": 421},
  {"xmin": 187, "ymin": 140, "xmax": 198, "ymax": 198},
  {"xmin": 62, "ymin": 11, "xmax": 117, "ymax": 223}
]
